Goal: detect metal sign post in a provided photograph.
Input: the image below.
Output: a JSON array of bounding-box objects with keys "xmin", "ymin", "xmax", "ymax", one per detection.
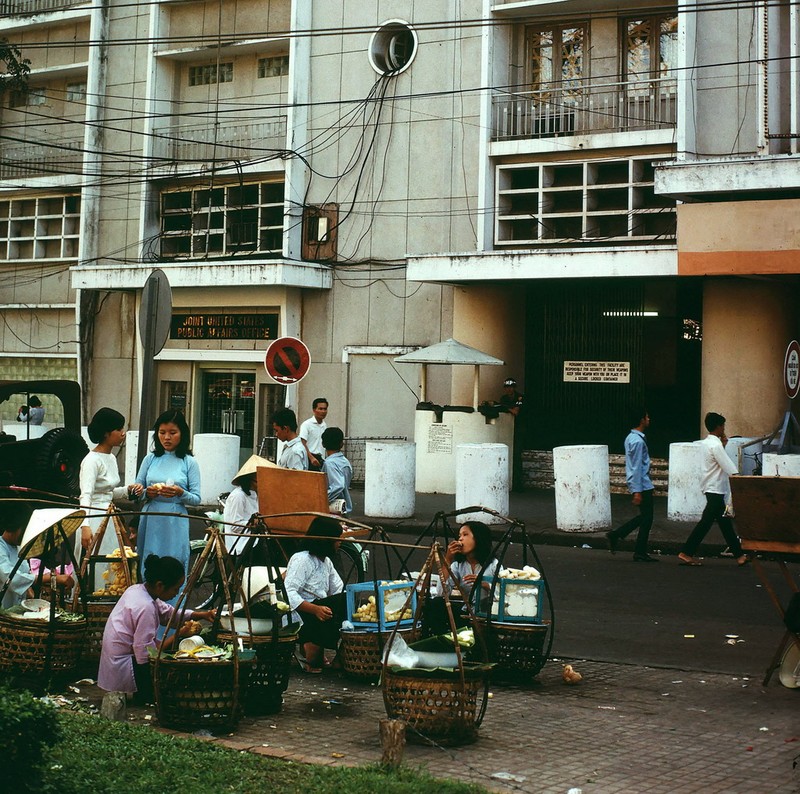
[{"xmin": 136, "ymin": 270, "xmax": 173, "ymax": 470}]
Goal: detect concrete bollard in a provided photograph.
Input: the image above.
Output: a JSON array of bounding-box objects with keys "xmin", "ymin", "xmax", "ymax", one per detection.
[
  {"xmin": 365, "ymin": 440, "xmax": 416, "ymax": 518},
  {"xmin": 552, "ymin": 445, "xmax": 611, "ymax": 531},
  {"xmin": 455, "ymin": 443, "xmax": 509, "ymax": 524},
  {"xmin": 726, "ymin": 437, "xmax": 762, "ymax": 475},
  {"xmin": 192, "ymin": 433, "xmax": 241, "ymax": 504},
  {"xmin": 762, "ymin": 453, "xmax": 800, "ymax": 476},
  {"xmin": 124, "ymin": 430, "xmax": 154, "ymax": 482},
  {"xmin": 668, "ymin": 442, "xmax": 705, "ymax": 521}
]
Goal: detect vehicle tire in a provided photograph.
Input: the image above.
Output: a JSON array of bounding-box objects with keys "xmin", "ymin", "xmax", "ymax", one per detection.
[{"xmin": 34, "ymin": 427, "xmax": 89, "ymax": 497}]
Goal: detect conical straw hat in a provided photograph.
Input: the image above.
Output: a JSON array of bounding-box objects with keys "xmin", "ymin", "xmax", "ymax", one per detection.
[
  {"xmin": 20, "ymin": 508, "xmax": 86, "ymax": 559},
  {"xmin": 232, "ymin": 454, "xmax": 277, "ymax": 485}
]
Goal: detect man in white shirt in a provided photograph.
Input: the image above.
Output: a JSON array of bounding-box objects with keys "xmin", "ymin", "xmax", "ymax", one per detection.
[
  {"xmin": 272, "ymin": 407, "xmax": 308, "ymax": 471},
  {"xmin": 299, "ymin": 398, "xmax": 328, "ymax": 471},
  {"xmin": 678, "ymin": 412, "xmax": 748, "ymax": 566}
]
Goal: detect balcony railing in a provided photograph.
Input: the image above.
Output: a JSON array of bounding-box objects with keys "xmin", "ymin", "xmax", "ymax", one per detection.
[
  {"xmin": 492, "ymin": 77, "xmax": 677, "ymax": 141},
  {"xmin": 0, "ymin": 138, "xmax": 84, "ymax": 179},
  {"xmin": 0, "ymin": 0, "xmax": 87, "ymax": 15},
  {"xmin": 152, "ymin": 118, "xmax": 287, "ymax": 165}
]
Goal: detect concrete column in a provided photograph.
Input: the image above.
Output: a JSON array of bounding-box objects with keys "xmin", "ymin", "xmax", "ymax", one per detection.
[
  {"xmin": 455, "ymin": 443, "xmax": 509, "ymax": 524},
  {"xmin": 668, "ymin": 442, "xmax": 705, "ymax": 521},
  {"xmin": 192, "ymin": 433, "xmax": 240, "ymax": 504},
  {"xmin": 365, "ymin": 440, "xmax": 415, "ymax": 518},
  {"xmin": 124, "ymin": 431, "xmax": 154, "ymax": 481},
  {"xmin": 762, "ymin": 453, "xmax": 800, "ymax": 476},
  {"xmin": 725, "ymin": 437, "xmax": 762, "ymax": 475},
  {"xmin": 552, "ymin": 445, "xmax": 611, "ymax": 531}
]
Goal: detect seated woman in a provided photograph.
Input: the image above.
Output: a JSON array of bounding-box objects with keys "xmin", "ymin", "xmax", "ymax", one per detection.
[
  {"xmin": 98, "ymin": 553, "xmax": 215, "ymax": 703},
  {"xmin": 425, "ymin": 520, "xmax": 499, "ymax": 634},
  {"xmin": 222, "ymin": 455, "xmax": 270, "ymax": 556},
  {"xmin": 284, "ymin": 516, "xmax": 346, "ymax": 673}
]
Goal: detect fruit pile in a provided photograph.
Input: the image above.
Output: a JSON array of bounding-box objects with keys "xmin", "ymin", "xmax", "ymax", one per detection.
[{"xmin": 93, "ymin": 546, "xmax": 138, "ymax": 597}]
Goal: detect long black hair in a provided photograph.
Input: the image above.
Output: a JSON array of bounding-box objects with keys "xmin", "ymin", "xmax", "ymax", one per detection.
[
  {"xmin": 143, "ymin": 554, "xmax": 184, "ymax": 587},
  {"xmin": 455, "ymin": 520, "xmax": 494, "ymax": 567},
  {"xmin": 151, "ymin": 410, "xmax": 192, "ymax": 458},
  {"xmin": 303, "ymin": 516, "xmax": 343, "ymax": 561}
]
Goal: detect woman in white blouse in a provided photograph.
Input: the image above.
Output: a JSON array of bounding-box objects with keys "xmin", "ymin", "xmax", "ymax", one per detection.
[
  {"xmin": 77, "ymin": 408, "xmax": 127, "ymax": 564},
  {"xmin": 284, "ymin": 516, "xmax": 345, "ymax": 673},
  {"xmin": 443, "ymin": 520, "xmax": 499, "ymax": 619},
  {"xmin": 222, "ymin": 454, "xmax": 274, "ymax": 555}
]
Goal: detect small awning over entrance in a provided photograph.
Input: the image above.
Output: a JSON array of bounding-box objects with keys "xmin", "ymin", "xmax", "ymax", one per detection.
[{"xmin": 395, "ymin": 338, "xmax": 503, "ymax": 408}]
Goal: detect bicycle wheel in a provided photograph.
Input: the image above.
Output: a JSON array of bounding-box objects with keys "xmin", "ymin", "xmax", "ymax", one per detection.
[
  {"xmin": 334, "ymin": 541, "xmax": 368, "ymax": 586},
  {"xmin": 187, "ymin": 538, "xmax": 220, "ymax": 609}
]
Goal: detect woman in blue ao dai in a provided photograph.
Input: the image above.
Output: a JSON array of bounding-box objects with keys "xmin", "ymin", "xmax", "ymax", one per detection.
[{"xmin": 129, "ymin": 411, "xmax": 200, "ymax": 591}]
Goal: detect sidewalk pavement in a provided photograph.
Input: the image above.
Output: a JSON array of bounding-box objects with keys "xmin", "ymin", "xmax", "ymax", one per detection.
[
  {"xmin": 347, "ymin": 487, "xmax": 709, "ymax": 557},
  {"xmin": 80, "ymin": 656, "xmax": 799, "ymax": 794}
]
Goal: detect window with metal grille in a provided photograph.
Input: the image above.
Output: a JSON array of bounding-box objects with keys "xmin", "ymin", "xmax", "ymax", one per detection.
[
  {"xmin": 66, "ymin": 82, "xmax": 86, "ymax": 101},
  {"xmin": 188, "ymin": 62, "xmax": 233, "ymax": 86},
  {"xmin": 625, "ymin": 14, "xmax": 678, "ymax": 95},
  {"xmin": 0, "ymin": 194, "xmax": 81, "ymax": 261},
  {"xmin": 160, "ymin": 180, "xmax": 284, "ymax": 260},
  {"xmin": 258, "ymin": 55, "xmax": 289, "ymax": 78}
]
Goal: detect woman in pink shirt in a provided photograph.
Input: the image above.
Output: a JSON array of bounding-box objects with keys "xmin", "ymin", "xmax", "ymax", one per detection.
[{"xmin": 98, "ymin": 554, "xmax": 214, "ymax": 703}]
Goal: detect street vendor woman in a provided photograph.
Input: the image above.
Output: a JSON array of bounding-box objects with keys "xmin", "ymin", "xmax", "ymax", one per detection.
[
  {"xmin": 0, "ymin": 502, "xmax": 73, "ymax": 608},
  {"xmin": 284, "ymin": 516, "xmax": 346, "ymax": 673},
  {"xmin": 98, "ymin": 553, "xmax": 215, "ymax": 703}
]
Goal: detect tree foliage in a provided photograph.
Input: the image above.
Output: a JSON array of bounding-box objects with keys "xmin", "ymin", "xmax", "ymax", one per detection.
[{"xmin": 0, "ymin": 38, "xmax": 30, "ymax": 95}]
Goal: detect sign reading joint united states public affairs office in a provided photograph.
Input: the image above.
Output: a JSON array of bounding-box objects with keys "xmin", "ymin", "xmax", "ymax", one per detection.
[
  {"xmin": 170, "ymin": 312, "xmax": 279, "ymax": 341},
  {"xmin": 563, "ymin": 360, "xmax": 631, "ymax": 384}
]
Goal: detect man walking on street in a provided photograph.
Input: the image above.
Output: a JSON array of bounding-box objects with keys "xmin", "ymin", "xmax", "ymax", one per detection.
[
  {"xmin": 678, "ymin": 411, "xmax": 748, "ymax": 567},
  {"xmin": 272, "ymin": 407, "xmax": 309, "ymax": 471},
  {"xmin": 606, "ymin": 408, "xmax": 657, "ymax": 562},
  {"xmin": 299, "ymin": 397, "xmax": 328, "ymax": 471}
]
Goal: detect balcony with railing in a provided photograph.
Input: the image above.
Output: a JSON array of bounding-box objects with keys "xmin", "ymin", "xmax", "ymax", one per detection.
[
  {"xmin": 151, "ymin": 118, "xmax": 288, "ymax": 166},
  {"xmin": 0, "ymin": 137, "xmax": 84, "ymax": 180},
  {"xmin": 492, "ymin": 77, "xmax": 677, "ymax": 142},
  {"xmin": 0, "ymin": 0, "xmax": 88, "ymax": 15}
]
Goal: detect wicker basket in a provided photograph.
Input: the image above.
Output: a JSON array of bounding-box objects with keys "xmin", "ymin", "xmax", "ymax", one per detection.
[
  {"xmin": 81, "ymin": 599, "xmax": 117, "ymax": 665},
  {"xmin": 340, "ymin": 628, "xmax": 419, "ymax": 681},
  {"xmin": 217, "ymin": 631, "xmax": 296, "ymax": 715},
  {"xmin": 382, "ymin": 664, "xmax": 487, "ymax": 746},
  {"xmin": 0, "ymin": 611, "xmax": 87, "ymax": 677},
  {"xmin": 475, "ymin": 618, "xmax": 550, "ymax": 680},
  {"xmin": 150, "ymin": 656, "xmax": 254, "ymax": 732}
]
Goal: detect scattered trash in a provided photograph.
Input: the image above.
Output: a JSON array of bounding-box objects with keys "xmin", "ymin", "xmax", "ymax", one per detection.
[
  {"xmin": 269, "ymin": 724, "xmax": 277, "ymax": 729},
  {"xmin": 684, "ymin": 634, "xmax": 695, "ymax": 639},
  {"xmin": 581, "ymin": 544, "xmax": 591, "ymax": 549},
  {"xmin": 192, "ymin": 729, "xmax": 212, "ymax": 738},
  {"xmin": 567, "ymin": 789, "xmax": 583, "ymax": 794},
  {"xmin": 50, "ymin": 765, "xmax": 63, "ymax": 770},
  {"xmin": 726, "ymin": 639, "xmax": 737, "ymax": 645},
  {"xmin": 143, "ymin": 715, "xmax": 153, "ymax": 721},
  {"xmin": 262, "ymin": 743, "xmax": 269, "ymax": 747},
  {"xmin": 760, "ymin": 727, "xmax": 769, "ymax": 732},
  {"xmin": 67, "ymin": 686, "xmax": 80, "ymax": 694},
  {"xmin": 661, "ymin": 693, "xmax": 670, "ymax": 697},
  {"xmin": 75, "ymin": 678, "xmax": 95, "ymax": 685},
  {"xmin": 562, "ymin": 664, "xmax": 582, "ymax": 684},
  {"xmin": 331, "ymin": 752, "xmax": 345, "ymax": 758},
  {"xmin": 746, "ymin": 746, "xmax": 753, "ymax": 751},
  {"xmin": 491, "ymin": 772, "xmax": 527, "ymax": 783},
  {"xmin": 785, "ymin": 737, "xmax": 798, "ymax": 743},
  {"xmin": 598, "ymin": 706, "xmax": 616, "ymax": 710},
  {"xmin": 672, "ymin": 680, "xmax": 683, "ymax": 684},
  {"xmin": 726, "ymin": 634, "xmax": 739, "ymax": 639},
  {"xmin": 488, "ymin": 692, "xmax": 494, "ymax": 699}
]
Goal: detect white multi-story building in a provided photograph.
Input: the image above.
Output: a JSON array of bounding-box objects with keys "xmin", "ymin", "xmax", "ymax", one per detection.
[{"xmin": 0, "ymin": 1, "xmax": 797, "ymax": 472}]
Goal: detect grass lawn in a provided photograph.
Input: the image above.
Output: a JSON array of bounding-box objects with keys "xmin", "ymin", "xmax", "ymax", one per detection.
[{"xmin": 40, "ymin": 712, "xmax": 488, "ymax": 794}]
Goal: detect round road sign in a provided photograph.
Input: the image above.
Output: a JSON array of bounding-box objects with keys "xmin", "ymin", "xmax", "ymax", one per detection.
[
  {"xmin": 784, "ymin": 340, "xmax": 800, "ymax": 400},
  {"xmin": 265, "ymin": 336, "xmax": 311, "ymax": 384}
]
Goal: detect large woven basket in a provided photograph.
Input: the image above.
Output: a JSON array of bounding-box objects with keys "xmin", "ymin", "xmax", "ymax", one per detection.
[
  {"xmin": 150, "ymin": 656, "xmax": 254, "ymax": 732},
  {"xmin": 340, "ymin": 628, "xmax": 419, "ymax": 682},
  {"xmin": 216, "ymin": 631, "xmax": 295, "ymax": 715},
  {"xmin": 382, "ymin": 664, "xmax": 487, "ymax": 746},
  {"xmin": 82, "ymin": 599, "xmax": 117, "ymax": 665},
  {"xmin": 475, "ymin": 618, "xmax": 550, "ymax": 680},
  {"xmin": 0, "ymin": 611, "xmax": 87, "ymax": 677}
]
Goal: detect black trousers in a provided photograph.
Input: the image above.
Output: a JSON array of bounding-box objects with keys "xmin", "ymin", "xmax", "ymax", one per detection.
[
  {"xmin": 298, "ymin": 592, "xmax": 346, "ymax": 650},
  {"xmin": 682, "ymin": 492, "xmax": 743, "ymax": 558},
  {"xmin": 610, "ymin": 489, "xmax": 654, "ymax": 556}
]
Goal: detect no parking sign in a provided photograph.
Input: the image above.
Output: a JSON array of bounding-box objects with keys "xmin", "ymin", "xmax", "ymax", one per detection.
[{"xmin": 264, "ymin": 337, "xmax": 311, "ymax": 384}]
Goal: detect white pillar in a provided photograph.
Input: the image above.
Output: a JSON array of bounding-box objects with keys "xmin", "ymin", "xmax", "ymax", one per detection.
[
  {"xmin": 455, "ymin": 443, "xmax": 509, "ymax": 524},
  {"xmin": 552, "ymin": 445, "xmax": 611, "ymax": 531},
  {"xmin": 762, "ymin": 453, "xmax": 800, "ymax": 476},
  {"xmin": 365, "ymin": 440, "xmax": 416, "ymax": 518},
  {"xmin": 124, "ymin": 430, "xmax": 154, "ymax": 481},
  {"xmin": 192, "ymin": 433, "xmax": 240, "ymax": 504},
  {"xmin": 667, "ymin": 441, "xmax": 705, "ymax": 521},
  {"xmin": 725, "ymin": 437, "xmax": 762, "ymax": 475}
]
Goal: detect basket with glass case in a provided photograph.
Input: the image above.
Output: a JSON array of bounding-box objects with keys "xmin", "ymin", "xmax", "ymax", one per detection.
[
  {"xmin": 346, "ymin": 580, "xmax": 417, "ymax": 631},
  {"xmin": 475, "ymin": 566, "xmax": 544, "ymax": 624}
]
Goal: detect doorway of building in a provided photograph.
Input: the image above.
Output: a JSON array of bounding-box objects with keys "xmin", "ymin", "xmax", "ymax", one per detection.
[{"xmin": 199, "ymin": 371, "xmax": 256, "ymax": 458}]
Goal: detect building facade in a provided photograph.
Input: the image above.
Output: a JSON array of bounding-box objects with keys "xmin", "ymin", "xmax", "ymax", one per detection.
[{"xmin": 0, "ymin": 1, "xmax": 797, "ymax": 472}]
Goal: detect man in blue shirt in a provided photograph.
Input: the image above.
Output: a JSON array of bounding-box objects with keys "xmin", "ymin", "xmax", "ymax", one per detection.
[{"xmin": 606, "ymin": 409, "xmax": 657, "ymax": 562}]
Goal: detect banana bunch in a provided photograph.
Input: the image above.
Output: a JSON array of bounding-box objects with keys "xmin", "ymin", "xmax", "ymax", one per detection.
[
  {"xmin": 499, "ymin": 565, "xmax": 541, "ymax": 581},
  {"xmin": 93, "ymin": 546, "xmax": 138, "ymax": 597}
]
